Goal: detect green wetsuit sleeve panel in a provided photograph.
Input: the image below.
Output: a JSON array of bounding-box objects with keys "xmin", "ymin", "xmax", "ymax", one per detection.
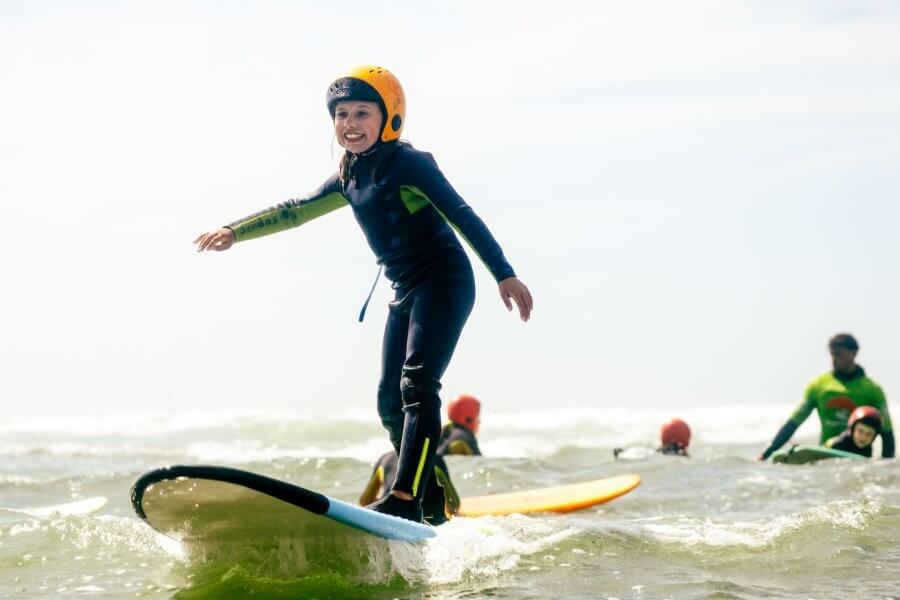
[
  {"xmin": 789, "ymin": 382, "xmax": 818, "ymax": 426},
  {"xmin": 761, "ymin": 382, "xmax": 817, "ymax": 459},
  {"xmin": 225, "ymin": 175, "xmax": 348, "ymax": 242},
  {"xmin": 400, "ymin": 151, "xmax": 516, "ymax": 282}
]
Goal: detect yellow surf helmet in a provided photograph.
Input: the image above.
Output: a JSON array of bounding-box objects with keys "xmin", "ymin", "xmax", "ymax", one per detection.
[{"xmin": 326, "ymin": 65, "xmax": 406, "ymax": 143}]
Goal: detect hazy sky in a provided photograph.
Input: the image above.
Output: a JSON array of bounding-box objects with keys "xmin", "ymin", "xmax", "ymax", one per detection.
[{"xmin": 2, "ymin": 1, "xmax": 899, "ymax": 418}]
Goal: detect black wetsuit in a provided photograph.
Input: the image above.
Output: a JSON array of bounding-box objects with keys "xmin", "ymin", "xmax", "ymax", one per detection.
[
  {"xmin": 437, "ymin": 423, "xmax": 482, "ymax": 456},
  {"xmin": 362, "ymin": 451, "xmax": 459, "ymax": 525},
  {"xmin": 825, "ymin": 431, "xmax": 873, "ymax": 457},
  {"xmin": 227, "ymin": 141, "xmax": 515, "ymax": 513},
  {"xmin": 657, "ymin": 443, "xmax": 689, "ymax": 457}
]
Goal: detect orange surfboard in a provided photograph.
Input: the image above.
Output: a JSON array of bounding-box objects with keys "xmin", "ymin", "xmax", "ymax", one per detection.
[{"xmin": 458, "ymin": 474, "xmax": 641, "ymax": 517}]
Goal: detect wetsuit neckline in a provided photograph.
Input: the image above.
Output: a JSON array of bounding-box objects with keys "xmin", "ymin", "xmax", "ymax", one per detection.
[
  {"xmin": 345, "ymin": 142, "xmax": 382, "ymax": 181},
  {"xmin": 348, "ymin": 142, "xmax": 382, "ymax": 162},
  {"xmin": 833, "ymin": 365, "xmax": 865, "ymax": 382}
]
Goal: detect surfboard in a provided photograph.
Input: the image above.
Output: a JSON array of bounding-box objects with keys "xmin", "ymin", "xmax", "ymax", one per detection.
[
  {"xmin": 458, "ymin": 474, "xmax": 641, "ymax": 517},
  {"xmin": 771, "ymin": 445, "xmax": 867, "ymax": 465},
  {"xmin": 4, "ymin": 496, "xmax": 108, "ymax": 518},
  {"xmin": 131, "ymin": 465, "xmax": 434, "ymax": 546}
]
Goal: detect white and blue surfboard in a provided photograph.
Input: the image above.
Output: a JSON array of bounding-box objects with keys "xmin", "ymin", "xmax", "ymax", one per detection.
[{"xmin": 131, "ymin": 465, "xmax": 435, "ymax": 549}]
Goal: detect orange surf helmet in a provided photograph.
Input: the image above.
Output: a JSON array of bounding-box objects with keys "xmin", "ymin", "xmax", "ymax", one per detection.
[
  {"xmin": 326, "ymin": 65, "xmax": 406, "ymax": 143},
  {"xmin": 848, "ymin": 406, "xmax": 883, "ymax": 434},
  {"xmin": 448, "ymin": 394, "xmax": 481, "ymax": 433}
]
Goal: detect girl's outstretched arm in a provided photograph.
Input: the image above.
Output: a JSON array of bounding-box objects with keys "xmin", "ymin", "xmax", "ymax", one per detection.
[
  {"xmin": 194, "ymin": 228, "xmax": 236, "ymax": 252},
  {"xmin": 194, "ymin": 175, "xmax": 348, "ymax": 252},
  {"xmin": 499, "ymin": 277, "xmax": 533, "ymax": 322}
]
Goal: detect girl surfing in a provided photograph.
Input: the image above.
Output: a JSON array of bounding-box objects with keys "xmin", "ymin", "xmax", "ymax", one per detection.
[{"xmin": 194, "ymin": 65, "xmax": 532, "ymax": 522}]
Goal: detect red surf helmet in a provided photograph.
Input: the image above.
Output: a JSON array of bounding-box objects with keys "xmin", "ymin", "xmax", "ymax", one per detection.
[
  {"xmin": 848, "ymin": 406, "xmax": 883, "ymax": 434},
  {"xmin": 660, "ymin": 418, "xmax": 691, "ymax": 449},
  {"xmin": 448, "ymin": 394, "xmax": 481, "ymax": 433}
]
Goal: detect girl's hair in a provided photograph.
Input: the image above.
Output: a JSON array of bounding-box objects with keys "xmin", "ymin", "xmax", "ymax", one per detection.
[{"xmin": 339, "ymin": 140, "xmax": 404, "ymax": 189}]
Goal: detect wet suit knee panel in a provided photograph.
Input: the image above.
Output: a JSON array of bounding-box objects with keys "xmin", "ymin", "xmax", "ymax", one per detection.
[
  {"xmin": 392, "ymin": 379, "xmax": 442, "ymax": 499},
  {"xmin": 400, "ymin": 374, "xmax": 442, "ymax": 405}
]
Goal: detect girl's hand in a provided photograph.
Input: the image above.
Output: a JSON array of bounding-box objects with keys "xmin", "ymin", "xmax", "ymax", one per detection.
[
  {"xmin": 498, "ymin": 277, "xmax": 533, "ymax": 322},
  {"xmin": 194, "ymin": 228, "xmax": 236, "ymax": 252}
]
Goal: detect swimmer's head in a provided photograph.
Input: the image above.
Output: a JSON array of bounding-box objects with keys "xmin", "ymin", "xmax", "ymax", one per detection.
[
  {"xmin": 448, "ymin": 394, "xmax": 481, "ymax": 433},
  {"xmin": 848, "ymin": 406, "xmax": 882, "ymax": 449},
  {"xmin": 828, "ymin": 333, "xmax": 859, "ymax": 374},
  {"xmin": 660, "ymin": 418, "xmax": 691, "ymax": 450}
]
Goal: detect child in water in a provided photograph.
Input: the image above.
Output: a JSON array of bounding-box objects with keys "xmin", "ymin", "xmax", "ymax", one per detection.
[
  {"xmin": 437, "ymin": 393, "xmax": 482, "ymax": 456},
  {"xmin": 657, "ymin": 418, "xmax": 690, "ymax": 456},
  {"xmin": 194, "ymin": 66, "xmax": 533, "ymax": 523},
  {"xmin": 613, "ymin": 418, "xmax": 691, "ymax": 459},
  {"xmin": 825, "ymin": 406, "xmax": 883, "ymax": 457}
]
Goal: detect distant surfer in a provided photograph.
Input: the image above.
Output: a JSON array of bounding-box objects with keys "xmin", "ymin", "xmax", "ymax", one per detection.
[
  {"xmin": 824, "ymin": 406, "xmax": 883, "ymax": 458},
  {"xmin": 437, "ymin": 394, "xmax": 483, "ymax": 456},
  {"xmin": 758, "ymin": 334, "xmax": 894, "ymax": 460},
  {"xmin": 656, "ymin": 418, "xmax": 691, "ymax": 456},
  {"xmin": 359, "ymin": 452, "xmax": 460, "ymax": 525},
  {"xmin": 613, "ymin": 418, "xmax": 691, "ymax": 458},
  {"xmin": 194, "ymin": 65, "xmax": 533, "ymax": 522}
]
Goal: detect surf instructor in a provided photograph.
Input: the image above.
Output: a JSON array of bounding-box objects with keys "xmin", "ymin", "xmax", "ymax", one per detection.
[
  {"xmin": 193, "ymin": 65, "xmax": 533, "ymax": 523},
  {"xmin": 758, "ymin": 333, "xmax": 894, "ymax": 460}
]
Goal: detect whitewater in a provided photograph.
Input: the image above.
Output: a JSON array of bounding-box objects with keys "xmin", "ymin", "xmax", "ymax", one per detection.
[{"xmin": 1, "ymin": 405, "xmax": 898, "ymax": 599}]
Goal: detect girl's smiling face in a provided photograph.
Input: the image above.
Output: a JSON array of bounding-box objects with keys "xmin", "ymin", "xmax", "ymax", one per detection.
[{"xmin": 334, "ymin": 100, "xmax": 382, "ymax": 153}]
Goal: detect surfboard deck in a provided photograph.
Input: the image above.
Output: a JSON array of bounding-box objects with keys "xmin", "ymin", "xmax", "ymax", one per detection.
[
  {"xmin": 458, "ymin": 474, "xmax": 641, "ymax": 517},
  {"xmin": 4, "ymin": 496, "xmax": 108, "ymax": 518},
  {"xmin": 131, "ymin": 465, "xmax": 434, "ymax": 547},
  {"xmin": 771, "ymin": 444, "xmax": 866, "ymax": 465}
]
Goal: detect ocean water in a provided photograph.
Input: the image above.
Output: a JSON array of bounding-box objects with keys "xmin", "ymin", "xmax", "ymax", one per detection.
[{"xmin": 1, "ymin": 406, "xmax": 898, "ymax": 599}]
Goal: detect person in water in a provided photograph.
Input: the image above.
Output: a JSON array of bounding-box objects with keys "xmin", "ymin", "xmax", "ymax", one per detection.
[
  {"xmin": 194, "ymin": 66, "xmax": 533, "ymax": 523},
  {"xmin": 657, "ymin": 418, "xmax": 690, "ymax": 456},
  {"xmin": 437, "ymin": 393, "xmax": 482, "ymax": 456},
  {"xmin": 359, "ymin": 452, "xmax": 460, "ymax": 525},
  {"xmin": 825, "ymin": 406, "xmax": 883, "ymax": 457},
  {"xmin": 613, "ymin": 417, "xmax": 691, "ymax": 458},
  {"xmin": 758, "ymin": 333, "xmax": 894, "ymax": 460}
]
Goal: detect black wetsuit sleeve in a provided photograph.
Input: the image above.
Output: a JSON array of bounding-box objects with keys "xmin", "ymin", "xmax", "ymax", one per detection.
[
  {"xmin": 404, "ymin": 151, "xmax": 516, "ymax": 282},
  {"xmin": 225, "ymin": 175, "xmax": 347, "ymax": 242},
  {"xmin": 761, "ymin": 420, "xmax": 799, "ymax": 459},
  {"xmin": 882, "ymin": 430, "xmax": 895, "ymax": 458},
  {"xmin": 465, "ymin": 431, "xmax": 482, "ymax": 456}
]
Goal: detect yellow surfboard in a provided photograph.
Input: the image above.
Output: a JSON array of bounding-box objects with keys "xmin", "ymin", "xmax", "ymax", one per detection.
[{"xmin": 458, "ymin": 474, "xmax": 640, "ymax": 517}]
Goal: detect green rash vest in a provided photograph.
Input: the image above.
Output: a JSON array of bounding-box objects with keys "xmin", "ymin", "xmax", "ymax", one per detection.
[{"xmin": 789, "ymin": 370, "xmax": 892, "ymax": 443}]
